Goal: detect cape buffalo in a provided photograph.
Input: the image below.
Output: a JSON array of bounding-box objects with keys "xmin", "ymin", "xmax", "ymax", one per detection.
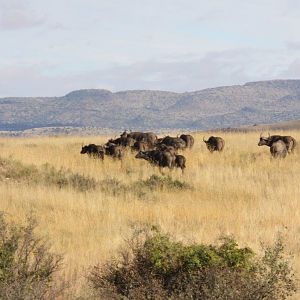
[
  {"xmin": 258, "ymin": 133, "xmax": 296, "ymax": 153},
  {"xmin": 203, "ymin": 136, "xmax": 225, "ymax": 152},
  {"xmin": 132, "ymin": 140, "xmax": 153, "ymax": 152},
  {"xmin": 106, "ymin": 137, "xmax": 122, "ymax": 145},
  {"xmin": 270, "ymin": 140, "xmax": 288, "ymax": 158},
  {"xmin": 156, "ymin": 144, "xmax": 177, "ymax": 155},
  {"xmin": 159, "ymin": 136, "xmax": 187, "ymax": 150},
  {"xmin": 135, "ymin": 150, "xmax": 174, "ymax": 169},
  {"xmin": 105, "ymin": 143, "xmax": 125, "ymax": 160},
  {"xmin": 80, "ymin": 144, "xmax": 104, "ymax": 159},
  {"xmin": 106, "ymin": 136, "xmax": 135, "ymax": 147},
  {"xmin": 180, "ymin": 134, "xmax": 194, "ymax": 148},
  {"xmin": 135, "ymin": 150, "xmax": 186, "ymax": 173},
  {"xmin": 121, "ymin": 131, "xmax": 157, "ymax": 145},
  {"xmin": 123, "ymin": 137, "xmax": 135, "ymax": 147},
  {"xmin": 174, "ymin": 155, "xmax": 186, "ymax": 173}
]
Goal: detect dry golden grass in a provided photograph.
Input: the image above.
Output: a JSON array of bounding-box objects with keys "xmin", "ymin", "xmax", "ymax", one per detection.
[{"xmin": 0, "ymin": 131, "xmax": 300, "ymax": 298}]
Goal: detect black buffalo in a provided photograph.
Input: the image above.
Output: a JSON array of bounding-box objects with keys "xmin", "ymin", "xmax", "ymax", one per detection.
[
  {"xmin": 106, "ymin": 136, "xmax": 135, "ymax": 147},
  {"xmin": 203, "ymin": 136, "xmax": 225, "ymax": 152},
  {"xmin": 105, "ymin": 143, "xmax": 125, "ymax": 160},
  {"xmin": 158, "ymin": 136, "xmax": 187, "ymax": 150},
  {"xmin": 135, "ymin": 150, "xmax": 174, "ymax": 169},
  {"xmin": 156, "ymin": 144, "xmax": 177, "ymax": 155},
  {"xmin": 80, "ymin": 144, "xmax": 104, "ymax": 159},
  {"xmin": 132, "ymin": 140, "xmax": 154, "ymax": 152},
  {"xmin": 135, "ymin": 150, "xmax": 186, "ymax": 173},
  {"xmin": 121, "ymin": 131, "xmax": 157, "ymax": 145},
  {"xmin": 258, "ymin": 133, "xmax": 296, "ymax": 153},
  {"xmin": 270, "ymin": 140, "xmax": 288, "ymax": 158},
  {"xmin": 180, "ymin": 134, "xmax": 194, "ymax": 149},
  {"xmin": 174, "ymin": 155, "xmax": 186, "ymax": 173}
]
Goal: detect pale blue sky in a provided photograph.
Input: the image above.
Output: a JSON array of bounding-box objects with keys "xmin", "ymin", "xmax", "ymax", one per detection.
[{"xmin": 0, "ymin": 0, "xmax": 300, "ymax": 96}]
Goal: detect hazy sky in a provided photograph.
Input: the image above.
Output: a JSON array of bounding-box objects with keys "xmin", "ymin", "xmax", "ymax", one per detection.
[{"xmin": 0, "ymin": 0, "xmax": 300, "ymax": 96}]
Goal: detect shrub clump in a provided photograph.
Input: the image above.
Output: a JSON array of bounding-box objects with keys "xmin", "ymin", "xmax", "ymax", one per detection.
[
  {"xmin": 88, "ymin": 227, "xmax": 296, "ymax": 300},
  {"xmin": 99, "ymin": 175, "xmax": 191, "ymax": 199},
  {"xmin": 134, "ymin": 175, "xmax": 191, "ymax": 191},
  {"xmin": 99, "ymin": 178, "xmax": 127, "ymax": 196},
  {"xmin": 0, "ymin": 157, "xmax": 39, "ymax": 182},
  {"xmin": 41, "ymin": 164, "xmax": 97, "ymax": 192},
  {"xmin": 0, "ymin": 157, "xmax": 96, "ymax": 192},
  {"xmin": 0, "ymin": 212, "xmax": 64, "ymax": 300}
]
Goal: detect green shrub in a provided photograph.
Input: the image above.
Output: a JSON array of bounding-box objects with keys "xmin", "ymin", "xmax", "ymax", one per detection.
[
  {"xmin": 0, "ymin": 212, "xmax": 64, "ymax": 300},
  {"xmin": 88, "ymin": 227, "xmax": 296, "ymax": 300}
]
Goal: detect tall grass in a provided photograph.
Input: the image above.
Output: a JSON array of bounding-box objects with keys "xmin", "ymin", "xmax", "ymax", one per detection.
[{"xmin": 0, "ymin": 131, "xmax": 299, "ymax": 298}]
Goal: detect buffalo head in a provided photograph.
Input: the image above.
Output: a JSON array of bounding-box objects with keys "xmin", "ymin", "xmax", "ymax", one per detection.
[
  {"xmin": 258, "ymin": 132, "xmax": 271, "ymax": 146},
  {"xmin": 120, "ymin": 130, "xmax": 129, "ymax": 139},
  {"xmin": 80, "ymin": 146, "xmax": 88, "ymax": 154}
]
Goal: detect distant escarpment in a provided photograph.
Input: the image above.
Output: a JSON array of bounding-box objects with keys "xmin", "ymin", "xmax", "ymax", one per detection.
[{"xmin": 1, "ymin": 80, "xmax": 300, "ymax": 132}]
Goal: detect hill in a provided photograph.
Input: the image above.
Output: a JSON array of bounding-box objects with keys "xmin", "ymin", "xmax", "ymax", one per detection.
[{"xmin": 1, "ymin": 79, "xmax": 300, "ymax": 132}]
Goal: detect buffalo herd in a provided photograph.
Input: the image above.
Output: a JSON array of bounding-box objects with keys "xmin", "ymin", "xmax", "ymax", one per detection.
[
  {"xmin": 80, "ymin": 131, "xmax": 194, "ymax": 173},
  {"xmin": 80, "ymin": 131, "xmax": 297, "ymax": 172}
]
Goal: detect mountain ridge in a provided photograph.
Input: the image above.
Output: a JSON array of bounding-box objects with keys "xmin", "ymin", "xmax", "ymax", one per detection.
[{"xmin": 1, "ymin": 79, "xmax": 300, "ymax": 131}]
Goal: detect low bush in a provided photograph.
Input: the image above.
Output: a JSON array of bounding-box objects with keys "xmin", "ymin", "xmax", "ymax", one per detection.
[
  {"xmin": 1, "ymin": 157, "xmax": 190, "ymax": 196},
  {"xmin": 0, "ymin": 157, "xmax": 96, "ymax": 192},
  {"xmin": 98, "ymin": 175, "xmax": 191, "ymax": 200},
  {"xmin": 0, "ymin": 156, "xmax": 39, "ymax": 182},
  {"xmin": 133, "ymin": 175, "xmax": 191, "ymax": 191},
  {"xmin": 41, "ymin": 164, "xmax": 97, "ymax": 192},
  {"xmin": 88, "ymin": 227, "xmax": 296, "ymax": 300},
  {"xmin": 0, "ymin": 212, "xmax": 64, "ymax": 300},
  {"xmin": 99, "ymin": 178, "xmax": 127, "ymax": 196}
]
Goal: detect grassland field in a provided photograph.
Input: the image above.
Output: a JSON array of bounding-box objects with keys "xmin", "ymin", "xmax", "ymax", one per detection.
[{"xmin": 0, "ymin": 131, "xmax": 300, "ymax": 298}]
